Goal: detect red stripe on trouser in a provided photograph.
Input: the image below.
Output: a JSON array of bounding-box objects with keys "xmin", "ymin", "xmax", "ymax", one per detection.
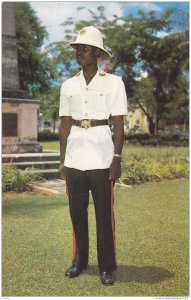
[
  {"xmin": 66, "ymin": 182, "xmax": 77, "ymax": 260},
  {"xmin": 72, "ymin": 227, "xmax": 76, "ymax": 259},
  {"xmin": 111, "ymin": 182, "xmax": 117, "ymax": 267}
]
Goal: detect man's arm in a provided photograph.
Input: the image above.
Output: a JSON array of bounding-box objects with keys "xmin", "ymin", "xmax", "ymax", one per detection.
[
  {"xmin": 59, "ymin": 116, "xmax": 72, "ymax": 180},
  {"xmin": 109, "ymin": 115, "xmax": 124, "ymax": 181}
]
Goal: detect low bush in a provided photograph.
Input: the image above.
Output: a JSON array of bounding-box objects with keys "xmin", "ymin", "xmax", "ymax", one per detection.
[
  {"xmin": 38, "ymin": 130, "xmax": 59, "ymax": 141},
  {"xmin": 124, "ymin": 134, "xmax": 189, "ymax": 147},
  {"xmin": 2, "ymin": 164, "xmax": 18, "ymax": 192},
  {"xmin": 2, "ymin": 164, "xmax": 41, "ymax": 192},
  {"xmin": 120, "ymin": 151, "xmax": 189, "ymax": 185}
]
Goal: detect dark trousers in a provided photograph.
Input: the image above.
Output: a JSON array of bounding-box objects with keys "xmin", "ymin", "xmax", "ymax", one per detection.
[{"xmin": 65, "ymin": 167, "xmax": 117, "ymax": 273}]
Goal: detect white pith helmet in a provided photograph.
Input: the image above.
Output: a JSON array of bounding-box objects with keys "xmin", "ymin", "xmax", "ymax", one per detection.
[{"xmin": 70, "ymin": 26, "xmax": 111, "ymax": 58}]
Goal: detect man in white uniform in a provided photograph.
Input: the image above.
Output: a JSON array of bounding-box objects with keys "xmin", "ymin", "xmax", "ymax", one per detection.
[{"xmin": 59, "ymin": 26, "xmax": 127, "ymax": 285}]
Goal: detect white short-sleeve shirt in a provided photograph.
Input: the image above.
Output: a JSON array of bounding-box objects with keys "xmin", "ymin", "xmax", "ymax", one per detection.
[{"xmin": 59, "ymin": 69, "xmax": 128, "ymax": 170}]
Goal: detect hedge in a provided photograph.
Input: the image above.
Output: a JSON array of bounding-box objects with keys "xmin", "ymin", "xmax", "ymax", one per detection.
[
  {"xmin": 38, "ymin": 130, "xmax": 59, "ymax": 141},
  {"xmin": 124, "ymin": 134, "xmax": 188, "ymax": 147}
]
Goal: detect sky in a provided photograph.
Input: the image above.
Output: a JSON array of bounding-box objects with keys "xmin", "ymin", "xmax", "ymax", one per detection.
[{"xmin": 30, "ymin": 1, "xmax": 189, "ymax": 46}]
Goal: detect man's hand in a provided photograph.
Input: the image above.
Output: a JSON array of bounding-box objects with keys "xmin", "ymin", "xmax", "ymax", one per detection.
[
  {"xmin": 109, "ymin": 157, "xmax": 122, "ymax": 181},
  {"xmin": 59, "ymin": 163, "xmax": 66, "ymax": 180}
]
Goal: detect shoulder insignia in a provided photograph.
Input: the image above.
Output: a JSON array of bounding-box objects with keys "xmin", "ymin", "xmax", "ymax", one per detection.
[
  {"xmin": 99, "ymin": 71, "xmax": 106, "ymax": 76},
  {"xmin": 75, "ymin": 72, "xmax": 81, "ymax": 77}
]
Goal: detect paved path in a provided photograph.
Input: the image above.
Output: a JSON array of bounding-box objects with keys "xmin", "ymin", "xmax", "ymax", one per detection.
[
  {"xmin": 31, "ymin": 179, "xmax": 131, "ymax": 196},
  {"xmin": 31, "ymin": 179, "xmax": 67, "ymax": 196}
]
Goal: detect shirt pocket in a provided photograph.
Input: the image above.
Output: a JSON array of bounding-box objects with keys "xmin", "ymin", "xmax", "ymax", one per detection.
[
  {"xmin": 91, "ymin": 90, "xmax": 110, "ymax": 113},
  {"xmin": 66, "ymin": 92, "xmax": 81, "ymax": 113}
]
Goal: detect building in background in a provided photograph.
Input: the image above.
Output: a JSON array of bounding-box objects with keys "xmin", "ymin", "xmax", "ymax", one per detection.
[{"xmin": 124, "ymin": 107, "xmax": 149, "ymax": 134}]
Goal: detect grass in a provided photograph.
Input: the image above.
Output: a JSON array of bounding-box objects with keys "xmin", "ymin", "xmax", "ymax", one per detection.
[
  {"xmin": 41, "ymin": 140, "xmax": 60, "ymax": 152},
  {"xmin": 2, "ymin": 179, "xmax": 189, "ymax": 296},
  {"xmin": 122, "ymin": 144, "xmax": 189, "ymax": 161}
]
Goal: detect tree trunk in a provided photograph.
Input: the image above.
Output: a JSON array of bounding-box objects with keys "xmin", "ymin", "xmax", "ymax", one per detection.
[
  {"xmin": 148, "ymin": 116, "xmax": 155, "ymax": 135},
  {"xmin": 154, "ymin": 119, "xmax": 158, "ymax": 135},
  {"xmin": 53, "ymin": 120, "xmax": 56, "ymax": 133},
  {"xmin": 138, "ymin": 102, "xmax": 155, "ymax": 135}
]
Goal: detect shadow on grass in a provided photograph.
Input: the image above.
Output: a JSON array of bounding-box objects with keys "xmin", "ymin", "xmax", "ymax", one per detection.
[
  {"xmin": 117, "ymin": 265, "xmax": 175, "ymax": 284},
  {"xmin": 85, "ymin": 265, "xmax": 174, "ymax": 284}
]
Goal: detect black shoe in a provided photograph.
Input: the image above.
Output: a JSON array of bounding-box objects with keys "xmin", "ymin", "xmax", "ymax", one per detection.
[
  {"xmin": 100, "ymin": 272, "xmax": 115, "ymax": 285},
  {"xmin": 65, "ymin": 265, "xmax": 82, "ymax": 278}
]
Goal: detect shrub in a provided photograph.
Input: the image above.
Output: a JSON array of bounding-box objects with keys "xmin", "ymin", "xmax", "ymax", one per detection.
[
  {"xmin": 2, "ymin": 164, "xmax": 42, "ymax": 192},
  {"xmin": 121, "ymin": 158, "xmax": 189, "ymax": 185},
  {"xmin": 124, "ymin": 134, "xmax": 189, "ymax": 147},
  {"xmin": 38, "ymin": 130, "xmax": 59, "ymax": 141},
  {"xmin": 121, "ymin": 147, "xmax": 189, "ymax": 185},
  {"xmin": 11, "ymin": 169, "xmax": 33, "ymax": 192},
  {"xmin": 2, "ymin": 164, "xmax": 18, "ymax": 192}
]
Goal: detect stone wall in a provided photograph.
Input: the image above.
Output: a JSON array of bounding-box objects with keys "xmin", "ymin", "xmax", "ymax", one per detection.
[{"xmin": 2, "ymin": 99, "xmax": 42, "ymax": 153}]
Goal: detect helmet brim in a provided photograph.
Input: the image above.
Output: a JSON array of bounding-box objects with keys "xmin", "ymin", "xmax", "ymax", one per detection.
[{"xmin": 70, "ymin": 42, "xmax": 111, "ymax": 59}]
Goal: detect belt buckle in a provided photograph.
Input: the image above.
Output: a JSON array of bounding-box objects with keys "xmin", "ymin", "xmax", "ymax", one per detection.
[{"xmin": 81, "ymin": 119, "xmax": 91, "ymax": 129}]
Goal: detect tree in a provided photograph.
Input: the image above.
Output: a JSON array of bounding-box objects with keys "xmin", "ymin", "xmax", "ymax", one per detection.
[
  {"xmin": 139, "ymin": 28, "xmax": 189, "ymax": 133},
  {"xmin": 163, "ymin": 75, "xmax": 189, "ymax": 128},
  {"xmin": 15, "ymin": 2, "xmax": 57, "ymax": 97},
  {"xmin": 46, "ymin": 6, "xmax": 189, "ymax": 134},
  {"xmin": 40, "ymin": 86, "xmax": 60, "ymax": 132}
]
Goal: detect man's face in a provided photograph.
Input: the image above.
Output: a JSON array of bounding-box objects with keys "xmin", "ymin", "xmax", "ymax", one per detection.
[{"xmin": 76, "ymin": 44, "xmax": 98, "ymax": 67}]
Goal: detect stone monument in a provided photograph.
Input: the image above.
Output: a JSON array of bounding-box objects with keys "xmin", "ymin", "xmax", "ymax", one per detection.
[{"xmin": 2, "ymin": 2, "xmax": 42, "ymax": 153}]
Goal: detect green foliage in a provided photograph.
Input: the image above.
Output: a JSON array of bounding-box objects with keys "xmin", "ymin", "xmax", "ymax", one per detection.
[
  {"xmin": 139, "ymin": 30, "xmax": 189, "ymax": 132},
  {"xmin": 125, "ymin": 133, "xmax": 189, "ymax": 147},
  {"xmin": 121, "ymin": 157, "xmax": 188, "ymax": 185},
  {"xmin": 39, "ymin": 86, "xmax": 60, "ymax": 131},
  {"xmin": 121, "ymin": 146, "xmax": 189, "ymax": 185},
  {"xmin": 47, "ymin": 6, "xmax": 189, "ymax": 134},
  {"xmin": 38, "ymin": 130, "xmax": 59, "ymax": 141},
  {"xmin": 15, "ymin": 2, "xmax": 57, "ymax": 97},
  {"xmin": 164, "ymin": 76, "xmax": 189, "ymax": 123},
  {"xmin": 11, "ymin": 169, "xmax": 33, "ymax": 192},
  {"xmin": 2, "ymin": 164, "xmax": 41, "ymax": 192},
  {"xmin": 2, "ymin": 164, "xmax": 18, "ymax": 192}
]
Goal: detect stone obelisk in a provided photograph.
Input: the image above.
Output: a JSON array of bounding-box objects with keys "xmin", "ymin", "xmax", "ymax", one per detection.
[{"xmin": 2, "ymin": 2, "xmax": 42, "ymax": 153}]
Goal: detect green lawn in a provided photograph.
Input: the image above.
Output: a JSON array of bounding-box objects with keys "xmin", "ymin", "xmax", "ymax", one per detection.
[
  {"xmin": 2, "ymin": 179, "xmax": 189, "ymax": 296},
  {"xmin": 41, "ymin": 140, "xmax": 60, "ymax": 152}
]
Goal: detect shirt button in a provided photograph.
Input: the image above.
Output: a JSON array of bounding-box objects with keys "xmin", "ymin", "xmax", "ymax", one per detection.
[
  {"xmin": 86, "ymin": 87, "xmax": 89, "ymax": 91},
  {"xmin": 85, "ymin": 101, "xmax": 87, "ymax": 104},
  {"xmin": 85, "ymin": 113, "xmax": 88, "ymax": 116}
]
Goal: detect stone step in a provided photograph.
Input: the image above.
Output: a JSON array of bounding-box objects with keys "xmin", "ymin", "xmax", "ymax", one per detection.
[
  {"xmin": 28, "ymin": 168, "xmax": 60, "ymax": 180},
  {"xmin": 8, "ymin": 160, "xmax": 60, "ymax": 170},
  {"xmin": 2, "ymin": 152, "xmax": 61, "ymax": 180},
  {"xmin": 2, "ymin": 152, "xmax": 60, "ymax": 163}
]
